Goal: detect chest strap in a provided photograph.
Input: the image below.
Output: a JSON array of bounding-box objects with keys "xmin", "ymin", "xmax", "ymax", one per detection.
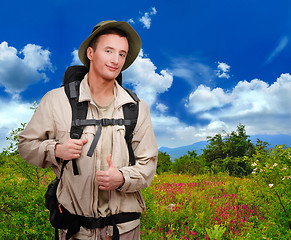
[{"xmin": 81, "ymin": 118, "xmax": 135, "ymax": 157}]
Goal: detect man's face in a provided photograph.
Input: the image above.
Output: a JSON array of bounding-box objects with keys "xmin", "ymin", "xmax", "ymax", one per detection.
[{"xmin": 87, "ymin": 33, "xmax": 129, "ymax": 82}]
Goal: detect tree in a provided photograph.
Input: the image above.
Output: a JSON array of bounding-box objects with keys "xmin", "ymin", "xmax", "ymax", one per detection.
[
  {"xmin": 157, "ymin": 151, "xmax": 172, "ymax": 174},
  {"xmin": 172, "ymin": 150, "xmax": 203, "ymax": 175},
  {"xmin": 202, "ymin": 123, "xmax": 256, "ymax": 176}
]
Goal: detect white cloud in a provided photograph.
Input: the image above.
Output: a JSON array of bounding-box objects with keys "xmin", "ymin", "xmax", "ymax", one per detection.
[
  {"xmin": 186, "ymin": 73, "xmax": 291, "ymax": 136},
  {"xmin": 22, "ymin": 44, "xmax": 53, "ymax": 72},
  {"xmin": 185, "ymin": 85, "xmax": 232, "ymax": 113},
  {"xmin": 151, "ymin": 114, "xmax": 199, "ymax": 147},
  {"xmin": 151, "ymin": 7, "xmax": 157, "ymax": 15},
  {"xmin": 152, "ymin": 114, "xmax": 233, "ymax": 148},
  {"xmin": 156, "ymin": 103, "xmax": 168, "ymax": 113},
  {"xmin": 266, "ymin": 36, "xmax": 289, "ymax": 64},
  {"xmin": 139, "ymin": 7, "xmax": 157, "ymax": 29},
  {"xmin": 216, "ymin": 62, "xmax": 230, "ymax": 79},
  {"xmin": 0, "ymin": 41, "xmax": 53, "ymax": 94},
  {"xmin": 71, "ymin": 49, "xmax": 82, "ymax": 65},
  {"xmin": 0, "ymin": 98, "xmax": 35, "ymax": 151},
  {"xmin": 128, "ymin": 18, "xmax": 135, "ymax": 24},
  {"xmin": 123, "ymin": 50, "xmax": 173, "ymax": 107},
  {"xmin": 170, "ymin": 57, "xmax": 216, "ymax": 87}
]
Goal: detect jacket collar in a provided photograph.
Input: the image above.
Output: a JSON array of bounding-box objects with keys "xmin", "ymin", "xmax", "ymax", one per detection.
[{"xmin": 79, "ymin": 74, "xmax": 136, "ymax": 108}]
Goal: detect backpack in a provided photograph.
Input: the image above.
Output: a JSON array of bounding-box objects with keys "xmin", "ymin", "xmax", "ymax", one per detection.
[
  {"xmin": 62, "ymin": 65, "xmax": 139, "ymax": 175},
  {"xmin": 44, "ymin": 65, "xmax": 141, "ymax": 240}
]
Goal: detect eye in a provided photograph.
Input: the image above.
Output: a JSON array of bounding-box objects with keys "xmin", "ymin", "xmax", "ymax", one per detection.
[
  {"xmin": 105, "ymin": 49, "xmax": 112, "ymax": 53},
  {"xmin": 120, "ymin": 53, "xmax": 126, "ymax": 57}
]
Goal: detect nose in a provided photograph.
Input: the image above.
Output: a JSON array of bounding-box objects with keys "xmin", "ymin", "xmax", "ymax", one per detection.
[{"xmin": 111, "ymin": 53, "xmax": 119, "ymax": 65}]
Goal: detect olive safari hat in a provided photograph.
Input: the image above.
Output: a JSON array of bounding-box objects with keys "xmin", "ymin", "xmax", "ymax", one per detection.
[{"xmin": 78, "ymin": 20, "xmax": 141, "ymax": 71}]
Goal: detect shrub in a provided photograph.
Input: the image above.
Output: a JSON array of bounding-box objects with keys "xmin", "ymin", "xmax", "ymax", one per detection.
[{"xmin": 250, "ymin": 145, "xmax": 291, "ymax": 230}]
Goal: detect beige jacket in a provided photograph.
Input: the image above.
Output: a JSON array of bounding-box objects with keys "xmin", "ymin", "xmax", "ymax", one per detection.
[{"xmin": 18, "ymin": 75, "xmax": 158, "ymax": 234}]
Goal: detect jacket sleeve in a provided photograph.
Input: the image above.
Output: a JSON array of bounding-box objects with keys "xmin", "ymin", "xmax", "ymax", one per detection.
[
  {"xmin": 18, "ymin": 91, "xmax": 60, "ymax": 169},
  {"xmin": 118, "ymin": 100, "xmax": 158, "ymax": 192}
]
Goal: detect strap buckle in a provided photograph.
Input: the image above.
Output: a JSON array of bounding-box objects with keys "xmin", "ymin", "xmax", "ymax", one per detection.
[{"xmin": 101, "ymin": 118, "xmax": 111, "ymax": 126}]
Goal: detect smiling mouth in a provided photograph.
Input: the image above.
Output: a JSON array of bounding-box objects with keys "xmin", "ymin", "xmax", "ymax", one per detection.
[{"xmin": 106, "ymin": 65, "xmax": 118, "ymax": 71}]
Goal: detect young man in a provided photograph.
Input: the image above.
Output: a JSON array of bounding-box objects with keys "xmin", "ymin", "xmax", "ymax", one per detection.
[{"xmin": 18, "ymin": 20, "xmax": 158, "ymax": 240}]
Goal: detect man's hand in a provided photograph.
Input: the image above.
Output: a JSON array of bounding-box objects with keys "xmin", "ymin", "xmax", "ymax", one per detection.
[
  {"xmin": 96, "ymin": 154, "xmax": 125, "ymax": 191},
  {"xmin": 55, "ymin": 138, "xmax": 88, "ymax": 160}
]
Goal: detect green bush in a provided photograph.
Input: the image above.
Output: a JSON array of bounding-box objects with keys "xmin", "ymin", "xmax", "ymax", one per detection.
[
  {"xmin": 157, "ymin": 151, "xmax": 172, "ymax": 174},
  {"xmin": 0, "ymin": 155, "xmax": 55, "ymax": 239},
  {"xmin": 172, "ymin": 151, "xmax": 204, "ymax": 175},
  {"xmin": 250, "ymin": 145, "xmax": 291, "ymax": 230}
]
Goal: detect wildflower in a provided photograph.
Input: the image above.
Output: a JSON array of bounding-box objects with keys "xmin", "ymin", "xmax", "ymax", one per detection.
[
  {"xmin": 251, "ymin": 162, "xmax": 257, "ymax": 166},
  {"xmin": 268, "ymin": 184, "xmax": 273, "ymax": 188},
  {"xmin": 273, "ymin": 163, "xmax": 278, "ymax": 167}
]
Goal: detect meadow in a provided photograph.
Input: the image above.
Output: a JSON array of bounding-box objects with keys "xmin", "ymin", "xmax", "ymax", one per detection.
[
  {"xmin": 140, "ymin": 173, "xmax": 290, "ymax": 239},
  {"xmin": 0, "ymin": 152, "xmax": 290, "ymax": 239}
]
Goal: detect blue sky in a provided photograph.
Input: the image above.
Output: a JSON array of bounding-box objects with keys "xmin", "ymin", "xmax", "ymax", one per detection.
[{"xmin": 1, "ymin": 0, "xmax": 291, "ymax": 150}]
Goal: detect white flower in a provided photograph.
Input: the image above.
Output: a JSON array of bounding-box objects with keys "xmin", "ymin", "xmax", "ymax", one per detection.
[
  {"xmin": 269, "ymin": 184, "xmax": 274, "ymax": 188},
  {"xmin": 252, "ymin": 162, "xmax": 257, "ymax": 166},
  {"xmin": 273, "ymin": 163, "xmax": 278, "ymax": 167}
]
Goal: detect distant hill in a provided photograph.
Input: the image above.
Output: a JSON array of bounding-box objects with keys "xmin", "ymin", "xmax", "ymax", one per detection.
[{"xmin": 159, "ymin": 134, "xmax": 291, "ymax": 160}]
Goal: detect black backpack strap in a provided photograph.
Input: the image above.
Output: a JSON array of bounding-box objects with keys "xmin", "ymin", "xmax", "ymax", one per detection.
[
  {"xmin": 64, "ymin": 81, "xmax": 88, "ymax": 175},
  {"xmin": 122, "ymin": 87, "xmax": 140, "ymax": 166}
]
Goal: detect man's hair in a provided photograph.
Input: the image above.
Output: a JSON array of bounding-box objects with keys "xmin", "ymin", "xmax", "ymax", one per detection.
[{"xmin": 89, "ymin": 28, "xmax": 128, "ymax": 51}]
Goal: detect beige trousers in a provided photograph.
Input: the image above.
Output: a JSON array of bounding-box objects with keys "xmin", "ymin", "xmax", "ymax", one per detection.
[{"xmin": 60, "ymin": 225, "xmax": 140, "ymax": 240}]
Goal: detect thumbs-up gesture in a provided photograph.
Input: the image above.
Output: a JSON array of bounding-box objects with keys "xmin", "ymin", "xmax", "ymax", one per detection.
[{"xmin": 96, "ymin": 154, "xmax": 125, "ymax": 191}]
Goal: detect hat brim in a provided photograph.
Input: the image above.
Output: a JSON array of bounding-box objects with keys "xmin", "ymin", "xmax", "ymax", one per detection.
[{"xmin": 78, "ymin": 21, "xmax": 141, "ymax": 71}]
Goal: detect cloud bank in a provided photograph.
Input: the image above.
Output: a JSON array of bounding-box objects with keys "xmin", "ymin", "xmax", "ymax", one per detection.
[{"xmin": 0, "ymin": 41, "xmax": 53, "ymax": 95}]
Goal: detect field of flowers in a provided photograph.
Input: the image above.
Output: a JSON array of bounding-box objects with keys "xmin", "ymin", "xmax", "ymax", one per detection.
[
  {"xmin": 140, "ymin": 173, "xmax": 290, "ymax": 240},
  {"xmin": 0, "ymin": 150, "xmax": 290, "ymax": 239}
]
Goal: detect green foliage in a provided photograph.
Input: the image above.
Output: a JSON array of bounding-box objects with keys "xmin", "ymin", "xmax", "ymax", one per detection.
[
  {"xmin": 202, "ymin": 124, "xmax": 256, "ymax": 177},
  {"xmin": 172, "ymin": 150, "xmax": 204, "ymax": 175},
  {"xmin": 1, "ymin": 123, "xmax": 51, "ymax": 186},
  {"xmin": 157, "ymin": 151, "xmax": 172, "ymax": 174},
  {"xmin": 0, "ymin": 119, "xmax": 55, "ymax": 239},
  {"xmin": 2, "ymin": 122, "xmax": 26, "ymax": 156},
  {"xmin": 205, "ymin": 224, "xmax": 226, "ymax": 240},
  {"xmin": 0, "ymin": 154, "xmax": 55, "ymax": 239},
  {"xmin": 222, "ymin": 156, "xmax": 253, "ymax": 177},
  {"xmin": 250, "ymin": 145, "xmax": 291, "ymax": 230}
]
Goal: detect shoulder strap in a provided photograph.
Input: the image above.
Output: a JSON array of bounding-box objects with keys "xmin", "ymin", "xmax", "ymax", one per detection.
[
  {"xmin": 123, "ymin": 87, "xmax": 140, "ymax": 166},
  {"xmin": 63, "ymin": 66, "xmax": 89, "ymax": 176},
  {"xmin": 64, "ymin": 81, "xmax": 88, "ymax": 176}
]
